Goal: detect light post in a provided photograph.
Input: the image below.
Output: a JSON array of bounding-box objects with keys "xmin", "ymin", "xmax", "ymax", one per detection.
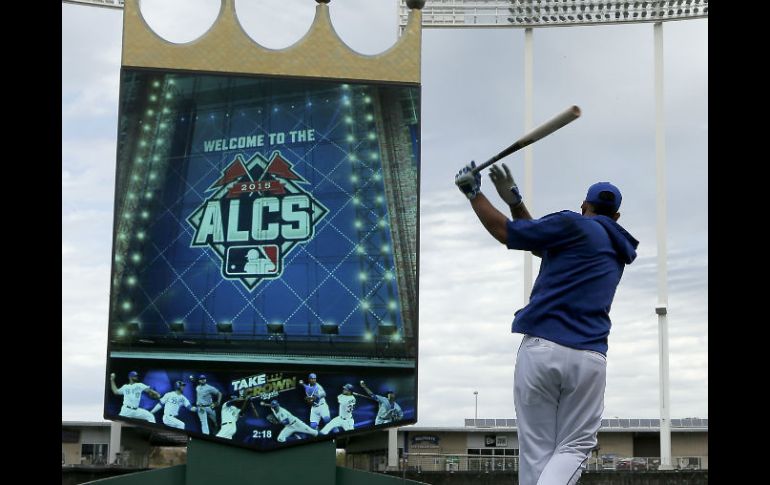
[
  {"xmin": 473, "ymin": 391, "xmax": 478, "ymax": 424},
  {"xmin": 399, "ymin": 1, "xmax": 708, "ymax": 470}
]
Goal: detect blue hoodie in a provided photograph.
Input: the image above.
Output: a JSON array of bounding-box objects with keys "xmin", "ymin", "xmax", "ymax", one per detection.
[{"xmin": 506, "ymin": 210, "xmax": 639, "ymax": 355}]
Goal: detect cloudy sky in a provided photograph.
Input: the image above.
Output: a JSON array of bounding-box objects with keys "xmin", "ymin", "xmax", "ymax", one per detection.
[{"xmin": 62, "ymin": 0, "xmax": 707, "ymax": 426}]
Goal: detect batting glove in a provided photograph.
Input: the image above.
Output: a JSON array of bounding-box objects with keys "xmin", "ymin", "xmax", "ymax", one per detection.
[
  {"xmin": 455, "ymin": 161, "xmax": 482, "ymax": 200},
  {"xmin": 489, "ymin": 163, "xmax": 522, "ymax": 207}
]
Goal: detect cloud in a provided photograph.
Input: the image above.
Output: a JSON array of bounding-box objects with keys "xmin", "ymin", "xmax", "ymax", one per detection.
[
  {"xmin": 62, "ymin": 5, "xmax": 122, "ymax": 123},
  {"xmin": 61, "ymin": 259, "xmax": 111, "ymax": 421},
  {"xmin": 62, "ymin": 5, "xmax": 707, "ymax": 425},
  {"xmin": 413, "ymin": 183, "xmax": 707, "ymax": 425}
]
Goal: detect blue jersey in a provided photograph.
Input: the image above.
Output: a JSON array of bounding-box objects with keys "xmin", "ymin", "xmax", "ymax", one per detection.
[
  {"xmin": 506, "ymin": 211, "xmax": 638, "ymax": 355},
  {"xmin": 195, "ymin": 383, "xmax": 220, "ymax": 406}
]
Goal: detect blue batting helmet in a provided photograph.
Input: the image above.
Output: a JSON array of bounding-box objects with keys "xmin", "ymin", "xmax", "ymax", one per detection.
[
  {"xmin": 308, "ymin": 373, "xmax": 317, "ymax": 379},
  {"xmin": 198, "ymin": 374, "xmax": 207, "ymax": 380},
  {"xmin": 343, "ymin": 384, "xmax": 353, "ymax": 391},
  {"xmin": 270, "ymin": 400, "xmax": 280, "ymax": 408},
  {"xmin": 128, "ymin": 371, "xmax": 139, "ymax": 378},
  {"xmin": 174, "ymin": 380, "xmax": 185, "ymax": 390}
]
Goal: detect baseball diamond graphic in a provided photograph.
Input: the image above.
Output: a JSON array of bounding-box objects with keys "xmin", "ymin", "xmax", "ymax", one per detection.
[{"xmin": 187, "ymin": 150, "xmax": 329, "ymax": 290}]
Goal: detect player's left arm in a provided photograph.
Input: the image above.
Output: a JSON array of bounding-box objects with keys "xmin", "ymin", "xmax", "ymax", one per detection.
[
  {"xmin": 298, "ymin": 380, "xmax": 313, "ymax": 402},
  {"xmin": 468, "ymin": 193, "xmax": 509, "ymax": 245},
  {"xmin": 393, "ymin": 404, "xmax": 404, "ymax": 420}
]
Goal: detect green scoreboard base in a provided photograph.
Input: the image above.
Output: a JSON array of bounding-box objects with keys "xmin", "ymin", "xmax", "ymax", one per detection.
[{"xmin": 84, "ymin": 438, "xmax": 426, "ymax": 485}]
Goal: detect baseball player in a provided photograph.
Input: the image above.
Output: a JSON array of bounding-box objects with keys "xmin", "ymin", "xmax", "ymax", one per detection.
[
  {"xmin": 215, "ymin": 393, "xmax": 259, "ymax": 440},
  {"xmin": 150, "ymin": 380, "xmax": 197, "ymax": 430},
  {"xmin": 191, "ymin": 374, "xmax": 222, "ymax": 435},
  {"xmin": 454, "ymin": 162, "xmax": 638, "ymax": 485},
  {"xmin": 260, "ymin": 400, "xmax": 318, "ymax": 443},
  {"xmin": 359, "ymin": 380, "xmax": 403, "ymax": 425},
  {"xmin": 320, "ymin": 384, "xmax": 357, "ymax": 435},
  {"xmin": 244, "ymin": 248, "xmax": 276, "ymax": 274},
  {"xmin": 298, "ymin": 372, "xmax": 330, "ymax": 430},
  {"xmin": 110, "ymin": 371, "xmax": 161, "ymax": 423}
]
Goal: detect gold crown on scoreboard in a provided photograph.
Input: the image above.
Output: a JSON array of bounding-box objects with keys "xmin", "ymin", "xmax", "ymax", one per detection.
[{"xmin": 122, "ymin": 0, "xmax": 425, "ymax": 84}]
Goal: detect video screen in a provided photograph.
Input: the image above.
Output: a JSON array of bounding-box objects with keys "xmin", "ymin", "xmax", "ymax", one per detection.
[{"xmin": 104, "ymin": 68, "xmax": 420, "ymax": 451}]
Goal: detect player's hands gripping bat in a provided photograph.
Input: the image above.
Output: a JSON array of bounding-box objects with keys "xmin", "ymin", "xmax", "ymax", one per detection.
[
  {"xmin": 454, "ymin": 161, "xmax": 482, "ymax": 199},
  {"xmin": 489, "ymin": 163, "xmax": 522, "ymax": 207}
]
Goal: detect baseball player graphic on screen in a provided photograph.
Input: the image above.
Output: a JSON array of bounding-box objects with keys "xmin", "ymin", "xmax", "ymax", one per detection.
[
  {"xmin": 190, "ymin": 374, "xmax": 222, "ymax": 435},
  {"xmin": 110, "ymin": 371, "xmax": 161, "ymax": 423},
  {"xmin": 215, "ymin": 393, "xmax": 259, "ymax": 440},
  {"xmin": 243, "ymin": 248, "xmax": 276, "ymax": 274},
  {"xmin": 260, "ymin": 400, "xmax": 318, "ymax": 442},
  {"xmin": 359, "ymin": 380, "xmax": 404, "ymax": 425},
  {"xmin": 298, "ymin": 372, "xmax": 331, "ymax": 430},
  {"xmin": 150, "ymin": 381, "xmax": 197, "ymax": 430},
  {"xmin": 320, "ymin": 383, "xmax": 357, "ymax": 435}
]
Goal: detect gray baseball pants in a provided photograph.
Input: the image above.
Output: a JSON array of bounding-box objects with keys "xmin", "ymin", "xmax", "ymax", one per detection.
[{"xmin": 514, "ymin": 335, "xmax": 606, "ymax": 485}]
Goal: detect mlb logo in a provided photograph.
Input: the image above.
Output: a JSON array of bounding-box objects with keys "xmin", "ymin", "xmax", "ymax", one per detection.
[
  {"xmin": 225, "ymin": 245, "xmax": 280, "ymax": 276},
  {"xmin": 188, "ymin": 151, "xmax": 329, "ymax": 291}
]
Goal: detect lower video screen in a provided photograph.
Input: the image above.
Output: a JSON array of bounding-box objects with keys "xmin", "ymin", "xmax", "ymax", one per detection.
[{"xmin": 105, "ymin": 360, "xmax": 415, "ymax": 451}]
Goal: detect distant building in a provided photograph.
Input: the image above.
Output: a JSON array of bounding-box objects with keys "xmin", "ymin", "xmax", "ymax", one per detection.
[
  {"xmin": 62, "ymin": 417, "xmax": 707, "ymax": 476},
  {"xmin": 339, "ymin": 417, "xmax": 708, "ymax": 473},
  {"xmin": 62, "ymin": 421, "xmax": 187, "ymax": 469}
]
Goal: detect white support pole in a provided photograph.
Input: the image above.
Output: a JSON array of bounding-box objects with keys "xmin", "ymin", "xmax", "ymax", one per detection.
[
  {"xmin": 653, "ymin": 21, "xmax": 673, "ymax": 471},
  {"xmin": 387, "ymin": 427, "xmax": 399, "ymax": 470},
  {"xmin": 523, "ymin": 27, "xmax": 534, "ymax": 301},
  {"xmin": 109, "ymin": 421, "xmax": 122, "ymax": 464}
]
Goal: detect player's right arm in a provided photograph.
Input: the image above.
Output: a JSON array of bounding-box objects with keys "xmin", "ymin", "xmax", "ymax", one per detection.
[
  {"xmin": 109, "ymin": 373, "xmax": 121, "ymax": 395},
  {"xmin": 359, "ymin": 380, "xmax": 374, "ymax": 397},
  {"xmin": 271, "ymin": 407, "xmax": 288, "ymax": 425},
  {"xmin": 211, "ymin": 386, "xmax": 223, "ymax": 408},
  {"xmin": 143, "ymin": 385, "xmax": 161, "ymax": 400},
  {"xmin": 455, "ymin": 161, "xmax": 506, "ymax": 243},
  {"xmin": 298, "ymin": 380, "xmax": 311, "ymax": 394},
  {"xmin": 468, "ymin": 193, "xmax": 509, "ymax": 245}
]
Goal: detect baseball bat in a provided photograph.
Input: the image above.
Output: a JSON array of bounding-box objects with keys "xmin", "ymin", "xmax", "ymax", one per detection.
[{"xmin": 470, "ymin": 105, "xmax": 581, "ymax": 174}]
